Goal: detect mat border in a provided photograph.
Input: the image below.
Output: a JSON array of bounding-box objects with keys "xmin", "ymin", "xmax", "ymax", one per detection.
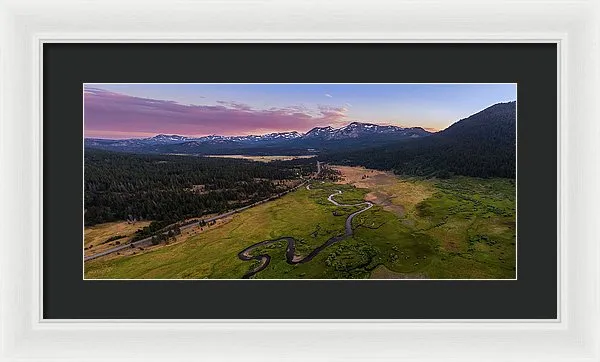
[{"xmin": 1, "ymin": 0, "xmax": 598, "ymax": 361}]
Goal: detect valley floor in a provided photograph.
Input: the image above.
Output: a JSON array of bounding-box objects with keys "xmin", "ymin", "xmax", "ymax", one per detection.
[{"xmin": 84, "ymin": 166, "xmax": 516, "ymax": 279}]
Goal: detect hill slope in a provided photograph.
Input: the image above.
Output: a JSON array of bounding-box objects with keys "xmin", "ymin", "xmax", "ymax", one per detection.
[{"xmin": 323, "ymin": 101, "xmax": 516, "ymax": 178}]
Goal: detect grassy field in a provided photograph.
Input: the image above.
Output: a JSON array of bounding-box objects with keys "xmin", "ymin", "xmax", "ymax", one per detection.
[
  {"xmin": 86, "ymin": 184, "xmax": 359, "ymax": 278},
  {"xmin": 84, "ymin": 220, "xmax": 152, "ymax": 256},
  {"xmin": 413, "ymin": 177, "xmax": 516, "ymax": 278},
  {"xmin": 85, "ymin": 167, "xmax": 516, "ymax": 279}
]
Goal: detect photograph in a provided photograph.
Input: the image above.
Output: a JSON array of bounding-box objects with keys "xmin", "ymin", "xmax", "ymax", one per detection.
[{"xmin": 83, "ymin": 83, "xmax": 517, "ymax": 280}]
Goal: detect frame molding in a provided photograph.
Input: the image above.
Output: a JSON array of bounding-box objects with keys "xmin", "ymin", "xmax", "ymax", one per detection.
[{"xmin": 1, "ymin": 0, "xmax": 598, "ymax": 361}]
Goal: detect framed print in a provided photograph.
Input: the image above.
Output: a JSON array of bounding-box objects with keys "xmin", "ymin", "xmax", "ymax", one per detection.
[{"xmin": 1, "ymin": 0, "xmax": 599, "ymax": 361}]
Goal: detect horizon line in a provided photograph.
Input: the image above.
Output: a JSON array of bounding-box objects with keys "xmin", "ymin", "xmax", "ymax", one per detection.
[{"xmin": 84, "ymin": 121, "xmax": 443, "ymax": 140}]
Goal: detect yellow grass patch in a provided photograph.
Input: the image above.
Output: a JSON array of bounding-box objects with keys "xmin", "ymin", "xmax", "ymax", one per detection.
[
  {"xmin": 365, "ymin": 191, "xmax": 405, "ymax": 216},
  {"xmin": 332, "ymin": 165, "xmax": 434, "ymax": 214},
  {"xmin": 84, "ymin": 220, "xmax": 152, "ymax": 256},
  {"xmin": 89, "ymin": 216, "xmax": 234, "ymax": 262}
]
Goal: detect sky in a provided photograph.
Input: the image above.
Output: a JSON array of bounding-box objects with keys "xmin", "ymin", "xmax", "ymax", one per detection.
[{"xmin": 84, "ymin": 83, "xmax": 516, "ymax": 139}]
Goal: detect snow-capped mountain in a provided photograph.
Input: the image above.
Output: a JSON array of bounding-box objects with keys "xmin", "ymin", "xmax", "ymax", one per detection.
[
  {"xmin": 145, "ymin": 131, "xmax": 303, "ymax": 144},
  {"xmin": 303, "ymin": 126, "xmax": 335, "ymax": 139},
  {"xmin": 84, "ymin": 122, "xmax": 433, "ymax": 155},
  {"xmin": 218, "ymin": 131, "xmax": 302, "ymax": 143},
  {"xmin": 304, "ymin": 122, "xmax": 430, "ymax": 140},
  {"xmin": 260, "ymin": 131, "xmax": 302, "ymax": 141},
  {"xmin": 146, "ymin": 134, "xmax": 192, "ymax": 144}
]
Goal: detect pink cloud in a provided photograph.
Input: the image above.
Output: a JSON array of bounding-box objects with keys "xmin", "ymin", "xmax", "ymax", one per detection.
[{"xmin": 84, "ymin": 88, "xmax": 349, "ymax": 139}]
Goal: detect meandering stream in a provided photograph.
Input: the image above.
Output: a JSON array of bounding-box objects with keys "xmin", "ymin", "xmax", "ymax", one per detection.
[{"xmin": 237, "ymin": 186, "xmax": 373, "ymax": 278}]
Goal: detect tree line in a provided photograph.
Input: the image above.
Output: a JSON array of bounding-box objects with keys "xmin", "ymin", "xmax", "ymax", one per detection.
[{"xmin": 84, "ymin": 150, "xmax": 315, "ymax": 226}]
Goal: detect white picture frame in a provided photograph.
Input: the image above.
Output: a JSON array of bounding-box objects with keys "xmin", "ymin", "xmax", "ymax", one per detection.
[{"xmin": 1, "ymin": 0, "xmax": 598, "ymax": 361}]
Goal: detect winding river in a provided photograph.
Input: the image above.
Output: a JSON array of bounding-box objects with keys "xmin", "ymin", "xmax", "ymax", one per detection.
[{"xmin": 237, "ymin": 186, "xmax": 373, "ymax": 279}]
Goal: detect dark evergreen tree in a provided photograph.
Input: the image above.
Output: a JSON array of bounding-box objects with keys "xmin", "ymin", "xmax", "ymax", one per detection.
[
  {"xmin": 84, "ymin": 150, "xmax": 316, "ymax": 226},
  {"xmin": 322, "ymin": 102, "xmax": 516, "ymax": 179}
]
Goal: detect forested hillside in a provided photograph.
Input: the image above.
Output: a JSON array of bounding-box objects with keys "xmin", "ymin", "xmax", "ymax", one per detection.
[
  {"xmin": 84, "ymin": 150, "xmax": 315, "ymax": 226},
  {"xmin": 322, "ymin": 101, "xmax": 516, "ymax": 178}
]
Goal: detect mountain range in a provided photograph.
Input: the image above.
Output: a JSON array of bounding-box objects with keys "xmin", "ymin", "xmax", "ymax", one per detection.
[
  {"xmin": 325, "ymin": 101, "xmax": 516, "ymax": 178},
  {"xmin": 84, "ymin": 122, "xmax": 432, "ymax": 155},
  {"xmin": 84, "ymin": 101, "xmax": 516, "ymax": 178}
]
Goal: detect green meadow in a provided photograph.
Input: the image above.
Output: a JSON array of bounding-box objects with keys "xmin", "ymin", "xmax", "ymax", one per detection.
[{"xmin": 85, "ymin": 175, "xmax": 516, "ymax": 279}]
